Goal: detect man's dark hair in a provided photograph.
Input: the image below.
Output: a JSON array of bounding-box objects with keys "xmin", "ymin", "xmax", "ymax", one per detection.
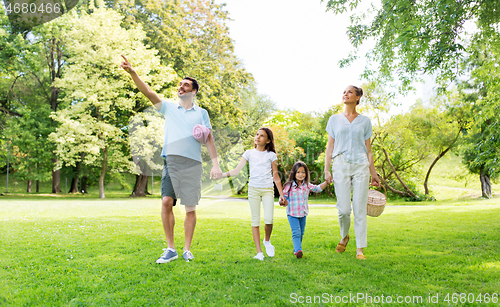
[{"xmin": 183, "ymin": 77, "xmax": 199, "ymax": 93}]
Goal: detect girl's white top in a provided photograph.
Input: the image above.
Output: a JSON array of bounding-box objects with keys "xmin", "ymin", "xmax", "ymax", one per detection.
[
  {"xmin": 242, "ymin": 149, "xmax": 278, "ymax": 188},
  {"xmin": 326, "ymin": 114, "xmax": 373, "ymax": 164}
]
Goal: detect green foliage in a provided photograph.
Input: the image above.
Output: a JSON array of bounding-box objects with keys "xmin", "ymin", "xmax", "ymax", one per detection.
[
  {"xmin": 446, "ymin": 27, "xmax": 500, "ymax": 197},
  {"xmin": 50, "ymin": 8, "xmax": 177, "ymax": 197},
  {"xmin": 456, "ymin": 32, "xmax": 500, "ymax": 183},
  {"xmin": 358, "ymin": 81, "xmax": 395, "ymax": 126},
  {"xmin": 100, "ymin": 0, "xmax": 258, "ymax": 193},
  {"xmin": 323, "ymin": 0, "xmax": 500, "ymax": 89},
  {"xmin": 108, "ymin": 0, "xmax": 253, "ymax": 130},
  {"xmin": 1, "ymin": 0, "xmax": 261, "ymax": 196},
  {"xmin": 264, "ymin": 109, "xmax": 302, "ymax": 129},
  {"xmin": 270, "ymin": 125, "xmax": 305, "ymax": 180},
  {"xmin": 4, "ymin": 104, "xmax": 54, "ymax": 183},
  {"xmin": 128, "ymin": 107, "xmax": 164, "ymax": 176},
  {"xmin": 373, "ymin": 106, "xmax": 431, "ymax": 196},
  {"xmin": 363, "ymin": 81, "xmax": 461, "ymax": 198}
]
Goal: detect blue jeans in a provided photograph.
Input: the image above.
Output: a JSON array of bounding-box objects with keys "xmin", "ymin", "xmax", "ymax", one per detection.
[{"xmin": 287, "ymin": 215, "xmax": 307, "ymax": 253}]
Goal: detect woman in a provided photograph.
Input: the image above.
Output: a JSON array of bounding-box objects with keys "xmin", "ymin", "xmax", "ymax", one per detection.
[{"xmin": 324, "ymin": 85, "xmax": 380, "ymax": 260}]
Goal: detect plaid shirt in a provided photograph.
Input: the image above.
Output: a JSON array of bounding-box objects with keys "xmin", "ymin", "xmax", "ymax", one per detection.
[{"xmin": 284, "ymin": 181, "xmax": 323, "ymax": 218}]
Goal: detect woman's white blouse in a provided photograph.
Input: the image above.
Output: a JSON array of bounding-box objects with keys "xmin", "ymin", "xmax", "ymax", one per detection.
[{"xmin": 326, "ymin": 114, "xmax": 373, "ymax": 164}]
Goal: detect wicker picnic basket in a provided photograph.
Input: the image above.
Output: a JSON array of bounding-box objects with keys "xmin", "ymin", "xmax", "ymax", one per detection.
[{"xmin": 367, "ymin": 185, "xmax": 387, "ymax": 217}]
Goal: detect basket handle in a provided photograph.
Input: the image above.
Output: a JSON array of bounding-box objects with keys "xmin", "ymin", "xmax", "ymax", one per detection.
[
  {"xmin": 379, "ymin": 184, "xmax": 387, "ymax": 199},
  {"xmin": 370, "ymin": 184, "xmax": 387, "ymax": 199}
]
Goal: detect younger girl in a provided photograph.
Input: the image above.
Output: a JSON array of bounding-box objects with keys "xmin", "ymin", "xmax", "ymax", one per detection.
[
  {"xmin": 222, "ymin": 128, "xmax": 287, "ymax": 260},
  {"xmin": 281, "ymin": 161, "xmax": 328, "ymax": 258}
]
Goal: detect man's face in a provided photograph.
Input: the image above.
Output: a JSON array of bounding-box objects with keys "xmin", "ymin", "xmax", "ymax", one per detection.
[{"xmin": 178, "ymin": 79, "xmax": 196, "ymax": 98}]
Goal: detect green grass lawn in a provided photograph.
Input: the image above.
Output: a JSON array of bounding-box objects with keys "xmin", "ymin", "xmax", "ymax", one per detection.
[{"xmin": 2, "ymin": 197, "xmax": 500, "ymax": 306}]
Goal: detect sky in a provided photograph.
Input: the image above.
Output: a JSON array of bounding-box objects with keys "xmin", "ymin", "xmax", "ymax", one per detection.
[{"xmin": 216, "ymin": 0, "xmax": 431, "ymax": 115}]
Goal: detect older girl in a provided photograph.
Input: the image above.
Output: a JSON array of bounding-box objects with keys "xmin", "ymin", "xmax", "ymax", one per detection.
[{"xmin": 223, "ymin": 128, "xmax": 287, "ymax": 260}]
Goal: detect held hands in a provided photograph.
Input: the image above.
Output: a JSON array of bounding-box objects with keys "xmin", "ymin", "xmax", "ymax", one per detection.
[
  {"xmin": 279, "ymin": 196, "xmax": 288, "ymax": 207},
  {"xmin": 324, "ymin": 170, "xmax": 333, "ymax": 185},
  {"xmin": 120, "ymin": 55, "xmax": 135, "ymax": 74},
  {"xmin": 210, "ymin": 166, "xmax": 223, "ymax": 180}
]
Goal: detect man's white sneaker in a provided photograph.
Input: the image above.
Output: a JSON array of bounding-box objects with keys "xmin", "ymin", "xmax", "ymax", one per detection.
[
  {"xmin": 263, "ymin": 240, "xmax": 275, "ymax": 257},
  {"xmin": 156, "ymin": 248, "xmax": 178, "ymax": 264},
  {"xmin": 253, "ymin": 252, "xmax": 264, "ymax": 261}
]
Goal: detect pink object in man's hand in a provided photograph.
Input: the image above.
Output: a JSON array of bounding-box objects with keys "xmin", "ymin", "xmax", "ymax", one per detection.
[{"xmin": 193, "ymin": 124, "xmax": 210, "ymax": 145}]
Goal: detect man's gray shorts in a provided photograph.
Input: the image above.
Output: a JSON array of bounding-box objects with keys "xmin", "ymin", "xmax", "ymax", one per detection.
[{"xmin": 161, "ymin": 155, "xmax": 203, "ymax": 206}]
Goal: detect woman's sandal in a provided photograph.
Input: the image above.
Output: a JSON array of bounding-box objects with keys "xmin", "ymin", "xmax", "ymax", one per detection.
[
  {"xmin": 335, "ymin": 235, "xmax": 349, "ymax": 253},
  {"xmin": 356, "ymin": 254, "xmax": 366, "ymax": 260}
]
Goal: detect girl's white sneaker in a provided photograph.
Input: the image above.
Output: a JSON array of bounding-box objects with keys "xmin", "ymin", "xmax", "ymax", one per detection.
[
  {"xmin": 263, "ymin": 240, "xmax": 275, "ymax": 257},
  {"xmin": 253, "ymin": 252, "xmax": 264, "ymax": 261}
]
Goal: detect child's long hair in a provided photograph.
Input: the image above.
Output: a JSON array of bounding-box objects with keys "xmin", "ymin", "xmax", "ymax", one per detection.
[
  {"xmin": 255, "ymin": 127, "xmax": 276, "ymax": 153},
  {"xmin": 283, "ymin": 161, "xmax": 310, "ymax": 193}
]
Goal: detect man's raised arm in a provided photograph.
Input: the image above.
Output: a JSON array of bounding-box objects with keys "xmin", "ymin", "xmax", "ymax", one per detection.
[{"xmin": 120, "ymin": 55, "xmax": 162, "ymax": 110}]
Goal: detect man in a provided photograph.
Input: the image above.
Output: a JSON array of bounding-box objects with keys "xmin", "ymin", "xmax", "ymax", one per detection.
[{"xmin": 120, "ymin": 55, "xmax": 222, "ymax": 263}]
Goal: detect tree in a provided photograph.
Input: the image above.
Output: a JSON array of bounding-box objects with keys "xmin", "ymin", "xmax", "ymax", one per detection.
[
  {"xmin": 108, "ymin": 0, "xmax": 253, "ymax": 130},
  {"xmin": 0, "ymin": 7, "xmax": 30, "ymax": 173},
  {"xmin": 4, "ymin": 104, "xmax": 54, "ymax": 192},
  {"xmin": 419, "ymin": 95, "xmax": 464, "ymax": 196},
  {"xmin": 362, "ymin": 82, "xmax": 427, "ymax": 199},
  {"xmin": 1, "ymin": 7, "xmax": 67, "ymax": 192},
  {"xmin": 128, "ymin": 107, "xmax": 164, "ymax": 197},
  {"xmin": 0, "ymin": 8, "xmax": 78, "ymax": 193},
  {"xmin": 323, "ymin": 0, "xmax": 500, "ymax": 89},
  {"xmin": 103, "ymin": 0, "xmax": 256, "ymax": 195},
  {"xmin": 355, "ymin": 81, "xmax": 461, "ymax": 199},
  {"xmin": 324, "ymin": 0, "xmax": 500, "ymax": 198},
  {"xmin": 214, "ymin": 83, "xmax": 276, "ymax": 194},
  {"xmin": 28, "ymin": 16, "xmax": 76, "ymax": 193},
  {"xmin": 454, "ymin": 29, "xmax": 500, "ymax": 198},
  {"xmin": 264, "ymin": 106, "xmax": 343, "ymax": 196},
  {"xmin": 372, "ymin": 110, "xmax": 428, "ymax": 199},
  {"xmin": 51, "ymin": 7, "xmax": 177, "ymax": 198},
  {"xmin": 269, "ymin": 126, "xmax": 304, "ymax": 196}
]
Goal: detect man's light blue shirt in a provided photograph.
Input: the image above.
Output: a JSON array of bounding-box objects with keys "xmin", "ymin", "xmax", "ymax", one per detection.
[
  {"xmin": 158, "ymin": 100, "xmax": 212, "ymax": 162},
  {"xmin": 326, "ymin": 113, "xmax": 372, "ymax": 164}
]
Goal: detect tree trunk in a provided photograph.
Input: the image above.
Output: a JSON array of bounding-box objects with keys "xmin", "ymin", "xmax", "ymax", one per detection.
[
  {"xmin": 424, "ymin": 147, "xmax": 451, "ymax": 195},
  {"xmin": 382, "ymin": 148, "xmax": 418, "ymax": 198},
  {"xmin": 424, "ymin": 128, "xmax": 461, "ymax": 195},
  {"xmin": 52, "ymin": 165, "xmax": 62, "ymax": 193},
  {"xmin": 131, "ymin": 174, "xmax": 149, "ymax": 197},
  {"xmin": 69, "ymin": 159, "xmax": 82, "ymax": 193},
  {"xmin": 81, "ymin": 176, "xmax": 88, "ymax": 193},
  {"xmin": 48, "ymin": 36, "xmax": 63, "ymax": 194},
  {"xmin": 480, "ymin": 167, "xmax": 492, "ymax": 199},
  {"xmin": 35, "ymin": 162, "xmax": 40, "ymax": 193},
  {"xmin": 378, "ymin": 174, "xmax": 413, "ymax": 198},
  {"xmin": 145, "ymin": 177, "xmax": 151, "ymax": 195},
  {"xmin": 99, "ymin": 146, "xmax": 108, "ymax": 199},
  {"xmin": 27, "ymin": 180, "xmax": 32, "ymax": 193},
  {"xmin": 69, "ymin": 176, "xmax": 79, "ymax": 193}
]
